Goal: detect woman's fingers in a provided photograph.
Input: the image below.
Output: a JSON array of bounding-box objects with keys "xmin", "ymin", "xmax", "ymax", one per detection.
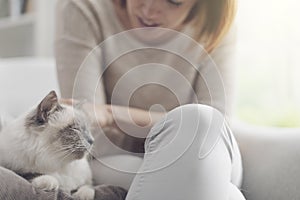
[
  {"xmin": 59, "ymin": 98, "xmax": 78, "ymax": 105},
  {"xmin": 59, "ymin": 98, "xmax": 72, "ymax": 105}
]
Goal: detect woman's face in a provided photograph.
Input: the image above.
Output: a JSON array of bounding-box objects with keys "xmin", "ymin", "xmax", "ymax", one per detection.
[{"xmin": 126, "ymin": 0, "xmax": 197, "ymax": 30}]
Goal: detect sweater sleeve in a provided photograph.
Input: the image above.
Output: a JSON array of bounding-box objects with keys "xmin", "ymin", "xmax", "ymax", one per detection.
[
  {"xmin": 55, "ymin": 0, "xmax": 106, "ymax": 104},
  {"xmin": 193, "ymin": 26, "xmax": 237, "ymax": 117}
]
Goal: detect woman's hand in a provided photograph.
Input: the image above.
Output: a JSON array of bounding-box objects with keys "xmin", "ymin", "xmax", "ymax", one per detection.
[
  {"xmin": 60, "ymin": 98, "xmax": 166, "ymax": 153},
  {"xmin": 59, "ymin": 99, "xmax": 114, "ymax": 129},
  {"xmin": 60, "ymin": 98, "xmax": 166, "ymax": 138}
]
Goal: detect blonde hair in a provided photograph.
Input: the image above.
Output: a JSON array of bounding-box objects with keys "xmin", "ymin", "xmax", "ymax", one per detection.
[
  {"xmin": 120, "ymin": 0, "xmax": 237, "ymax": 53},
  {"xmin": 188, "ymin": 0, "xmax": 236, "ymax": 53}
]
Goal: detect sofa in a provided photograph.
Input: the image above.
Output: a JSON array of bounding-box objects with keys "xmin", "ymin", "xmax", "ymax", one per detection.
[{"xmin": 0, "ymin": 57, "xmax": 299, "ymax": 200}]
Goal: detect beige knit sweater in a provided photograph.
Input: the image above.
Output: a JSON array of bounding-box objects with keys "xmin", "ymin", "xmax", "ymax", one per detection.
[{"xmin": 55, "ymin": 0, "xmax": 237, "ymax": 116}]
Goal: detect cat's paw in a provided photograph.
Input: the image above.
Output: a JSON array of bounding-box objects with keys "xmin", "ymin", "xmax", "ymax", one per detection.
[
  {"xmin": 31, "ymin": 175, "xmax": 59, "ymax": 191},
  {"xmin": 73, "ymin": 185, "xmax": 95, "ymax": 200}
]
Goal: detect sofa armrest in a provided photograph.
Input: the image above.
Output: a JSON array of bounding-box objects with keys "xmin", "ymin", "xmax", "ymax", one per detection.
[{"xmin": 232, "ymin": 121, "xmax": 300, "ymax": 200}]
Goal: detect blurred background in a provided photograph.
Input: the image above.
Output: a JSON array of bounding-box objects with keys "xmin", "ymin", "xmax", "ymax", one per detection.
[
  {"xmin": 0, "ymin": 0, "xmax": 55, "ymax": 57},
  {"xmin": 235, "ymin": 0, "xmax": 300, "ymax": 127},
  {"xmin": 0, "ymin": 0, "xmax": 299, "ymax": 127}
]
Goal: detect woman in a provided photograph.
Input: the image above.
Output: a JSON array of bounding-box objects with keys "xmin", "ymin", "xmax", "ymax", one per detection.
[
  {"xmin": 55, "ymin": 0, "xmax": 245, "ymax": 199},
  {"xmin": 0, "ymin": 0, "xmax": 244, "ymax": 200}
]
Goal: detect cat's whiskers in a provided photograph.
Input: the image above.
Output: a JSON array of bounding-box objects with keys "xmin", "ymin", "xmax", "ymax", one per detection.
[
  {"xmin": 60, "ymin": 149, "xmax": 75, "ymax": 161},
  {"xmin": 52, "ymin": 147, "xmax": 71, "ymax": 155},
  {"xmin": 52, "ymin": 144, "xmax": 73, "ymax": 153},
  {"xmin": 59, "ymin": 145, "xmax": 87, "ymax": 161},
  {"xmin": 51, "ymin": 145, "xmax": 76, "ymax": 161}
]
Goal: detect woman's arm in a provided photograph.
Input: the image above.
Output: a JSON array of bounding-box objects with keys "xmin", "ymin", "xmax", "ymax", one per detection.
[
  {"xmin": 55, "ymin": 0, "xmax": 106, "ymax": 103},
  {"xmin": 61, "ymin": 99, "xmax": 165, "ymax": 139},
  {"xmin": 91, "ymin": 104, "xmax": 166, "ymax": 150},
  {"xmin": 193, "ymin": 25, "xmax": 237, "ymax": 117},
  {"xmin": 105, "ymin": 104, "xmax": 166, "ymax": 138}
]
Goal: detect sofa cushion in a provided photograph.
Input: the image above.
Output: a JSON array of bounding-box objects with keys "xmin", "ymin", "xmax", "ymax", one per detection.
[{"xmin": 233, "ymin": 121, "xmax": 300, "ymax": 200}]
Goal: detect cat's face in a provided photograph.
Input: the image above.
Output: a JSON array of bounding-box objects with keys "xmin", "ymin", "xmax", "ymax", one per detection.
[{"xmin": 25, "ymin": 91, "xmax": 94, "ymax": 163}]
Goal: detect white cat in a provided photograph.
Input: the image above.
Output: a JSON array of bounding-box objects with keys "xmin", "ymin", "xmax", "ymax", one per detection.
[{"xmin": 0, "ymin": 91, "xmax": 95, "ymax": 200}]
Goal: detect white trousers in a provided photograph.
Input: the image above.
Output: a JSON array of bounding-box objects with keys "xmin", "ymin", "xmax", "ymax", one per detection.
[{"xmin": 90, "ymin": 104, "xmax": 246, "ymax": 200}]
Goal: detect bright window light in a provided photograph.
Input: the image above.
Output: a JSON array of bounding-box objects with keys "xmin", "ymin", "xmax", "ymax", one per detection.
[{"xmin": 234, "ymin": 0, "xmax": 300, "ymax": 127}]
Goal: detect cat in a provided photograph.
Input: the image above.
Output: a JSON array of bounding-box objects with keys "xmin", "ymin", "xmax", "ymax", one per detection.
[{"xmin": 0, "ymin": 91, "xmax": 95, "ymax": 200}]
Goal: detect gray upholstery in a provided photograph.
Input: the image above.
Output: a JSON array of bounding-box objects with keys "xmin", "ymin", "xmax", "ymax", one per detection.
[
  {"xmin": 233, "ymin": 122, "xmax": 300, "ymax": 200},
  {"xmin": 1, "ymin": 57, "xmax": 300, "ymax": 200}
]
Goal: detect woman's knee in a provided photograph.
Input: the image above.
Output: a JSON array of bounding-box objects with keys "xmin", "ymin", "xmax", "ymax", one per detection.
[
  {"xmin": 167, "ymin": 104, "xmax": 224, "ymax": 125},
  {"xmin": 146, "ymin": 104, "xmax": 226, "ymax": 155},
  {"xmin": 229, "ymin": 183, "xmax": 246, "ymax": 200},
  {"xmin": 149, "ymin": 104, "xmax": 225, "ymax": 137}
]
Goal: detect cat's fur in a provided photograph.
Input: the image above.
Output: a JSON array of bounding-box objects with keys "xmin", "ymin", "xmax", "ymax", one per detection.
[{"xmin": 0, "ymin": 91, "xmax": 95, "ymax": 199}]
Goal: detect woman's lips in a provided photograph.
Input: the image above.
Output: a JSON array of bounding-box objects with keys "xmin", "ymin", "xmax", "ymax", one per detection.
[{"xmin": 137, "ymin": 17, "xmax": 160, "ymax": 27}]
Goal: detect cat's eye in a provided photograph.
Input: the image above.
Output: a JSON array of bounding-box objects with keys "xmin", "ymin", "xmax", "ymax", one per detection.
[
  {"xmin": 70, "ymin": 127, "xmax": 80, "ymax": 132},
  {"xmin": 167, "ymin": 0, "xmax": 183, "ymax": 6}
]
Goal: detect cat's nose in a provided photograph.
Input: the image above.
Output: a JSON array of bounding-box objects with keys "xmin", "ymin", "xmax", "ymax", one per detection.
[{"xmin": 87, "ymin": 137, "xmax": 94, "ymax": 145}]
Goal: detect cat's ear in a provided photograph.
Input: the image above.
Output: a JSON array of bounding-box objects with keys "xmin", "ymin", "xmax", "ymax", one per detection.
[{"xmin": 36, "ymin": 91, "xmax": 59, "ymax": 123}]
